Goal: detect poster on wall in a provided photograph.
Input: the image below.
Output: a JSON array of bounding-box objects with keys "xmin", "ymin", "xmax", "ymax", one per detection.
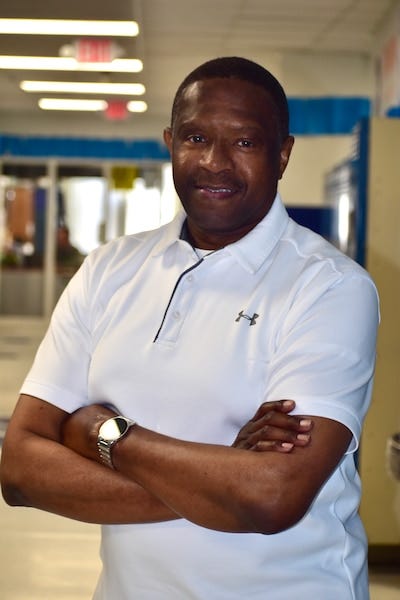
[{"xmin": 377, "ymin": 33, "xmax": 400, "ymax": 116}]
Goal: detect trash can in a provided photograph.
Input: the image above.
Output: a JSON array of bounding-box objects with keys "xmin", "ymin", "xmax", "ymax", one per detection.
[
  {"xmin": 387, "ymin": 433, "xmax": 400, "ymax": 482},
  {"xmin": 386, "ymin": 432, "xmax": 400, "ymax": 531}
]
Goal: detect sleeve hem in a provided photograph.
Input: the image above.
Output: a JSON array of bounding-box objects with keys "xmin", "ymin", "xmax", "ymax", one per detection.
[
  {"xmin": 288, "ymin": 399, "xmax": 361, "ymax": 454},
  {"xmin": 20, "ymin": 379, "xmax": 85, "ymax": 414}
]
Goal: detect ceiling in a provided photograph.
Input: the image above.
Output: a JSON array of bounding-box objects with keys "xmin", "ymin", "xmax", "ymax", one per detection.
[{"xmin": 0, "ymin": 0, "xmax": 397, "ymax": 138}]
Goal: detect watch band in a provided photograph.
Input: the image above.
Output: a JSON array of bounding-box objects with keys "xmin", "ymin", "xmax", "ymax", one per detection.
[
  {"xmin": 97, "ymin": 436, "xmax": 118, "ymax": 469},
  {"xmin": 97, "ymin": 416, "xmax": 136, "ymax": 469}
]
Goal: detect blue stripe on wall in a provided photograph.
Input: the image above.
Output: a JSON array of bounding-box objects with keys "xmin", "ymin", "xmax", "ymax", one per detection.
[
  {"xmin": 386, "ymin": 106, "xmax": 400, "ymax": 117},
  {"xmin": 0, "ymin": 97, "xmax": 371, "ymax": 160},
  {"xmin": 288, "ymin": 97, "xmax": 371, "ymax": 135},
  {"xmin": 0, "ymin": 135, "xmax": 170, "ymax": 161}
]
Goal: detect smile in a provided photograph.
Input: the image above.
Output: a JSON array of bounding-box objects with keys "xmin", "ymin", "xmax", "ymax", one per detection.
[
  {"xmin": 194, "ymin": 181, "xmax": 241, "ymax": 197},
  {"xmin": 201, "ymin": 186, "xmax": 233, "ymax": 193}
]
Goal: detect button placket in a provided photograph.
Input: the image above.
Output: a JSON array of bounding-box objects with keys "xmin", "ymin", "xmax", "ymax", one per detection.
[{"xmin": 155, "ymin": 269, "xmax": 199, "ymax": 344}]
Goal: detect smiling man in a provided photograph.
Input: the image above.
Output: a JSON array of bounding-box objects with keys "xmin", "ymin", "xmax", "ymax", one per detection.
[
  {"xmin": 1, "ymin": 57, "xmax": 379, "ymax": 599},
  {"xmin": 163, "ymin": 73, "xmax": 293, "ymax": 249}
]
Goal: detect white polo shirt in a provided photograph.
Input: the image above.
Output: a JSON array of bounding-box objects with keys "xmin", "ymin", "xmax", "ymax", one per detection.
[{"xmin": 22, "ymin": 194, "xmax": 379, "ymax": 599}]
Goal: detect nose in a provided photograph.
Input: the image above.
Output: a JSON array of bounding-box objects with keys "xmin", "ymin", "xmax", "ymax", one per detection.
[{"xmin": 199, "ymin": 140, "xmax": 233, "ymax": 172}]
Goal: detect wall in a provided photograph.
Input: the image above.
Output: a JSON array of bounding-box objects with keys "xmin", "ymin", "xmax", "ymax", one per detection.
[
  {"xmin": 360, "ymin": 117, "xmax": 400, "ymax": 548},
  {"xmin": 373, "ymin": 1, "xmax": 400, "ymax": 116},
  {"xmin": 279, "ymin": 136, "xmax": 353, "ymax": 206},
  {"xmin": 279, "ymin": 52, "xmax": 373, "ymax": 205}
]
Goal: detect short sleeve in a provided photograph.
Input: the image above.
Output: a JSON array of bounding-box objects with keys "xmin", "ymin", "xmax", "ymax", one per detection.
[
  {"xmin": 20, "ymin": 259, "xmax": 93, "ymax": 413},
  {"xmin": 265, "ymin": 274, "xmax": 379, "ymax": 452}
]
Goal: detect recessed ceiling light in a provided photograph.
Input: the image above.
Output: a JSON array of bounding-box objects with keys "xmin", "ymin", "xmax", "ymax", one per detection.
[
  {"xmin": 21, "ymin": 81, "xmax": 145, "ymax": 95},
  {"xmin": 0, "ymin": 56, "xmax": 143, "ymax": 72},
  {"xmin": 0, "ymin": 19, "xmax": 139, "ymax": 37},
  {"xmin": 38, "ymin": 98, "xmax": 108, "ymax": 111},
  {"xmin": 127, "ymin": 101, "xmax": 148, "ymax": 113}
]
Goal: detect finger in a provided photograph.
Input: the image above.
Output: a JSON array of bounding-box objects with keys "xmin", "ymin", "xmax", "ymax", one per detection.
[
  {"xmin": 251, "ymin": 399, "xmax": 295, "ymax": 421},
  {"xmin": 250, "ymin": 440, "xmax": 295, "ymax": 452},
  {"xmin": 234, "ymin": 440, "xmax": 254, "ymax": 450},
  {"xmin": 233, "ymin": 415, "xmax": 312, "ymax": 449},
  {"xmin": 238, "ymin": 411, "xmax": 305, "ymax": 438},
  {"xmin": 252, "ymin": 412, "xmax": 313, "ymax": 433},
  {"xmin": 245, "ymin": 424, "xmax": 311, "ymax": 448}
]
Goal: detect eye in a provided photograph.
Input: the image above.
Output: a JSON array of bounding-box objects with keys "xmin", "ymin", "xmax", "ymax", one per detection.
[
  {"xmin": 237, "ymin": 139, "xmax": 254, "ymax": 148},
  {"xmin": 188, "ymin": 134, "xmax": 206, "ymax": 143}
]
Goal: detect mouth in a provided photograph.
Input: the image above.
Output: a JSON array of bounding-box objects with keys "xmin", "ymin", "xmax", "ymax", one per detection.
[
  {"xmin": 199, "ymin": 185, "xmax": 234, "ymax": 193},
  {"xmin": 194, "ymin": 181, "xmax": 241, "ymax": 198}
]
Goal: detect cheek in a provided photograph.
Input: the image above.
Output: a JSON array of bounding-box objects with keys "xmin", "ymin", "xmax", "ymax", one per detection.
[
  {"xmin": 240, "ymin": 161, "xmax": 270, "ymax": 188},
  {"xmin": 253, "ymin": 153, "xmax": 281, "ymax": 182},
  {"xmin": 171, "ymin": 155, "xmax": 187, "ymax": 183},
  {"xmin": 172, "ymin": 151, "xmax": 194, "ymax": 180}
]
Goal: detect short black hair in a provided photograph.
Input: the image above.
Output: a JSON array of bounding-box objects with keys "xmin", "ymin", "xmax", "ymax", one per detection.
[{"xmin": 170, "ymin": 56, "xmax": 290, "ymax": 139}]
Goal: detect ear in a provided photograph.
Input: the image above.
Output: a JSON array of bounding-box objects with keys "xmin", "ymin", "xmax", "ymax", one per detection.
[
  {"xmin": 279, "ymin": 135, "xmax": 294, "ymax": 180},
  {"xmin": 163, "ymin": 127, "xmax": 173, "ymax": 155}
]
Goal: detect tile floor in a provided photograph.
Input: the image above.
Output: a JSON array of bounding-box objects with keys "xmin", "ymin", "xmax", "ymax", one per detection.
[{"xmin": 0, "ymin": 315, "xmax": 399, "ymax": 599}]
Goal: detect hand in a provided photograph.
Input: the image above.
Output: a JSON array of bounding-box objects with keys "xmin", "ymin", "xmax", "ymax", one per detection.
[
  {"xmin": 61, "ymin": 404, "xmax": 117, "ymax": 462},
  {"xmin": 232, "ymin": 400, "xmax": 313, "ymax": 453}
]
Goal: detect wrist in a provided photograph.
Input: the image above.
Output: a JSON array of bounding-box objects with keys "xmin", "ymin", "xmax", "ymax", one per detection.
[{"xmin": 97, "ymin": 416, "xmax": 136, "ymax": 469}]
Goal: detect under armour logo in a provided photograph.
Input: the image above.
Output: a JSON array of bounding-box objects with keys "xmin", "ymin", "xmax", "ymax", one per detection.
[{"xmin": 235, "ymin": 310, "xmax": 259, "ymax": 326}]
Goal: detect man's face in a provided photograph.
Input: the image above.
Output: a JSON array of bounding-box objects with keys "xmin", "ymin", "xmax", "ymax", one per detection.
[{"xmin": 164, "ymin": 77, "xmax": 294, "ymax": 249}]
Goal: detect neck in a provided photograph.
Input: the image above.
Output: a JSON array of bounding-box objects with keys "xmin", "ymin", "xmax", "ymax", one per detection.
[{"xmin": 184, "ymin": 218, "xmax": 257, "ymax": 250}]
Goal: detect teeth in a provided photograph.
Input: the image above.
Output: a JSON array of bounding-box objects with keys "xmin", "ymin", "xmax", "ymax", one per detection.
[{"xmin": 205, "ymin": 187, "xmax": 231, "ymax": 193}]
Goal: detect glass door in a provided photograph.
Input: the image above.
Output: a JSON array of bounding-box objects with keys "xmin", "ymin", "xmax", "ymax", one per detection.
[
  {"xmin": 0, "ymin": 163, "xmax": 47, "ymax": 316},
  {"xmin": 0, "ymin": 160, "xmax": 178, "ymax": 316}
]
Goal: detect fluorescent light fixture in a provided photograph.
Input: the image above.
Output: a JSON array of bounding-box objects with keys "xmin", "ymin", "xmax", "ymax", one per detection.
[
  {"xmin": 39, "ymin": 98, "xmax": 107, "ymax": 111},
  {"xmin": 0, "ymin": 18, "xmax": 139, "ymax": 37},
  {"xmin": 0, "ymin": 56, "xmax": 143, "ymax": 72},
  {"xmin": 38, "ymin": 98, "xmax": 148, "ymax": 113},
  {"xmin": 127, "ymin": 100, "xmax": 147, "ymax": 112},
  {"xmin": 21, "ymin": 80, "xmax": 145, "ymax": 95}
]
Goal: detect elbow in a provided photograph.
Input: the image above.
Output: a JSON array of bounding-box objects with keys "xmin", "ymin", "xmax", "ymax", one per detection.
[
  {"xmin": 247, "ymin": 510, "xmax": 301, "ymax": 536},
  {"xmin": 1, "ymin": 481, "xmax": 26, "ymax": 507},
  {"xmin": 0, "ymin": 452, "xmax": 29, "ymax": 508},
  {"xmin": 258, "ymin": 511, "xmax": 307, "ymax": 535},
  {"xmin": 244, "ymin": 488, "xmax": 311, "ymax": 535}
]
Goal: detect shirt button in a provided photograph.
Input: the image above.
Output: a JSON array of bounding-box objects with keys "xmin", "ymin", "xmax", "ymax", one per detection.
[
  {"xmin": 187, "ymin": 275, "xmax": 194, "ymax": 283},
  {"xmin": 173, "ymin": 311, "xmax": 181, "ymax": 320}
]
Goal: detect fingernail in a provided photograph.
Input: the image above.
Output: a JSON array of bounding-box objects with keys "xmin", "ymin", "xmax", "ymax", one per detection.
[
  {"xmin": 281, "ymin": 442, "xmax": 294, "ymax": 449},
  {"xmin": 283, "ymin": 400, "xmax": 294, "ymax": 407},
  {"xmin": 297, "ymin": 434, "xmax": 310, "ymax": 442},
  {"xmin": 300, "ymin": 419, "xmax": 312, "ymax": 427}
]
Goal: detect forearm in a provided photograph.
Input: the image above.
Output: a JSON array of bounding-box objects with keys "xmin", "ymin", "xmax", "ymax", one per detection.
[
  {"xmin": 113, "ymin": 425, "xmax": 284, "ymax": 533},
  {"xmin": 53, "ymin": 399, "xmax": 313, "ymax": 531},
  {"xmin": 110, "ymin": 415, "xmax": 350, "ymax": 534},
  {"xmin": 1, "ymin": 432, "xmax": 179, "ymax": 525}
]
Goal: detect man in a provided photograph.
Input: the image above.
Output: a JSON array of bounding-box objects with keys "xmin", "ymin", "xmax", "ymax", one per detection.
[{"xmin": 1, "ymin": 57, "xmax": 379, "ymax": 598}]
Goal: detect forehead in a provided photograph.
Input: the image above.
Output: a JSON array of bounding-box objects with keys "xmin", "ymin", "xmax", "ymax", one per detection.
[{"xmin": 177, "ymin": 78, "xmax": 278, "ymax": 128}]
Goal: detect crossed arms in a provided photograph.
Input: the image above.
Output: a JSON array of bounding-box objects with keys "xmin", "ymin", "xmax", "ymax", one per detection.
[{"xmin": 1, "ymin": 394, "xmax": 351, "ymax": 534}]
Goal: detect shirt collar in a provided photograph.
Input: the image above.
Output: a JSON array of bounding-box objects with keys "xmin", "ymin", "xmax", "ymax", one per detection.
[
  {"xmin": 152, "ymin": 210, "xmax": 187, "ymax": 257},
  {"xmin": 153, "ymin": 193, "xmax": 289, "ymax": 273},
  {"xmin": 225, "ymin": 193, "xmax": 289, "ymax": 273}
]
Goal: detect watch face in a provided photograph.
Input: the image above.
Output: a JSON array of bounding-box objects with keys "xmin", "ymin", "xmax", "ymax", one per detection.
[{"xmin": 99, "ymin": 416, "xmax": 129, "ymax": 441}]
